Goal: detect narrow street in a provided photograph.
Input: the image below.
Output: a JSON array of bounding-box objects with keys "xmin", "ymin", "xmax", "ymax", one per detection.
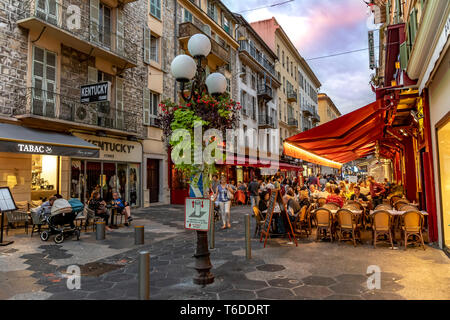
[{"xmin": 1, "ymin": 204, "xmax": 448, "ymax": 300}]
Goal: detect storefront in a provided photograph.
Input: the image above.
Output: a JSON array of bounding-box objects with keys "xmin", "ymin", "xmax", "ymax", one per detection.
[
  {"xmin": 0, "ymin": 123, "xmax": 99, "ymax": 203},
  {"xmin": 71, "ymin": 133, "xmax": 142, "ymax": 207}
]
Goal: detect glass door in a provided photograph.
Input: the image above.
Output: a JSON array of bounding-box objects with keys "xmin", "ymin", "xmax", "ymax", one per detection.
[
  {"xmin": 129, "ymin": 163, "xmax": 140, "ymax": 206},
  {"xmin": 437, "ymin": 118, "xmax": 450, "ymax": 250},
  {"xmin": 86, "ymin": 161, "xmax": 101, "ymax": 201},
  {"xmin": 117, "ymin": 163, "xmax": 128, "ymax": 202},
  {"xmin": 102, "ymin": 162, "xmax": 116, "ymax": 203},
  {"xmin": 70, "ymin": 160, "xmax": 85, "ymax": 202}
]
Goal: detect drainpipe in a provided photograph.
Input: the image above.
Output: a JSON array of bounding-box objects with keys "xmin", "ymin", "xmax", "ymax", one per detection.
[{"xmin": 139, "ymin": 139, "xmax": 145, "ymax": 208}]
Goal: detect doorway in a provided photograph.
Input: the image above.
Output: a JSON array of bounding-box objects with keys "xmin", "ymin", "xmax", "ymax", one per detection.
[{"xmin": 147, "ymin": 159, "xmax": 160, "ymax": 203}]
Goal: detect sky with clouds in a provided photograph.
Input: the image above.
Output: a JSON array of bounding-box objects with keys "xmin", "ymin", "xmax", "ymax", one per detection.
[{"xmin": 223, "ymin": 0, "xmax": 377, "ymax": 115}]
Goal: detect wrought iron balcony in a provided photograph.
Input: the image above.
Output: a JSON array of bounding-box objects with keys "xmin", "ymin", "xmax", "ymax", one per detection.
[
  {"xmin": 311, "ymin": 111, "xmax": 321, "ymax": 123},
  {"xmin": 258, "ymin": 114, "xmax": 275, "ymax": 128},
  {"xmin": 13, "ymin": 87, "xmax": 139, "ymax": 134},
  {"xmin": 238, "ymin": 40, "xmax": 276, "ymax": 77},
  {"xmin": 302, "ymin": 104, "xmax": 313, "ymax": 116},
  {"xmin": 17, "ymin": 0, "xmax": 138, "ymax": 67},
  {"xmin": 257, "ymin": 84, "xmax": 273, "ymax": 101},
  {"xmin": 178, "ymin": 22, "xmax": 230, "ymax": 64},
  {"xmin": 288, "ymin": 118, "xmax": 298, "ymax": 127},
  {"xmin": 287, "ymin": 90, "xmax": 297, "ymax": 102}
]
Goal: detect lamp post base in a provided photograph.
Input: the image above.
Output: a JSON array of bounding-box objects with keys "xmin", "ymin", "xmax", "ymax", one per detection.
[{"xmin": 193, "ymin": 230, "xmax": 214, "ymax": 286}]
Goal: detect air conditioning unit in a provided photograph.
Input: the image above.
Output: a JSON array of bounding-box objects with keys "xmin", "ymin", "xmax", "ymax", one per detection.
[{"xmin": 75, "ymin": 104, "xmax": 88, "ymax": 122}]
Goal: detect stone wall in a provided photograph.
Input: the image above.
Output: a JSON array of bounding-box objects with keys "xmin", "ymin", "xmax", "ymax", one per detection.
[{"xmin": 0, "ymin": 0, "xmax": 29, "ymax": 115}]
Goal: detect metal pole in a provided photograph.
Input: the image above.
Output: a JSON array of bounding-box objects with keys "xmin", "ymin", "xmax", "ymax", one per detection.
[
  {"xmin": 138, "ymin": 251, "xmax": 150, "ymax": 300},
  {"xmin": 96, "ymin": 221, "xmax": 105, "ymax": 240},
  {"xmin": 245, "ymin": 214, "xmax": 251, "ymax": 259},
  {"xmin": 209, "ymin": 206, "xmax": 215, "ymax": 249},
  {"xmin": 135, "ymin": 226, "xmax": 144, "ymax": 245}
]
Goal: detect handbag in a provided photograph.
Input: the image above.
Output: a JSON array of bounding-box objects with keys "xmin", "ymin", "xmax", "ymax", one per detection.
[{"xmin": 227, "ymin": 185, "xmax": 234, "ymax": 200}]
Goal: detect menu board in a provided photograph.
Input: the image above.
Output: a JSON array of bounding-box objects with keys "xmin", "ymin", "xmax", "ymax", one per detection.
[
  {"xmin": 259, "ymin": 189, "xmax": 297, "ymax": 248},
  {"xmin": 0, "ymin": 187, "xmax": 17, "ymax": 212}
]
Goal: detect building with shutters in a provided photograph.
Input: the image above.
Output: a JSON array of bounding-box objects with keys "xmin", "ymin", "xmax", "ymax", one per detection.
[
  {"xmin": 250, "ymin": 17, "xmax": 321, "ymax": 177},
  {"xmin": 0, "ymin": 0, "xmax": 148, "ymax": 207},
  {"xmin": 318, "ymin": 93, "xmax": 341, "ymax": 124}
]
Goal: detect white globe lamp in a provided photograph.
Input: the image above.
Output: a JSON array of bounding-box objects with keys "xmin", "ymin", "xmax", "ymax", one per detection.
[
  {"xmin": 170, "ymin": 54, "xmax": 196, "ymax": 82},
  {"xmin": 205, "ymin": 72, "xmax": 227, "ymax": 95},
  {"xmin": 188, "ymin": 34, "xmax": 211, "ymax": 58}
]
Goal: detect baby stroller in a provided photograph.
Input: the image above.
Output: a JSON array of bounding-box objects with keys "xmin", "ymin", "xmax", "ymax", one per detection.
[
  {"xmin": 210, "ymin": 194, "xmax": 221, "ymax": 223},
  {"xmin": 40, "ymin": 199, "xmax": 81, "ymax": 244}
]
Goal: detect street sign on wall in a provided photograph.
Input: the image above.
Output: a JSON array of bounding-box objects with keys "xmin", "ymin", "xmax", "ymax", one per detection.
[
  {"xmin": 185, "ymin": 198, "xmax": 212, "ymax": 231},
  {"xmin": 80, "ymin": 81, "xmax": 111, "ymax": 103}
]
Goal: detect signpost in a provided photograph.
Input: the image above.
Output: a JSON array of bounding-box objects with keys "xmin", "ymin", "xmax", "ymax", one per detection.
[
  {"xmin": 80, "ymin": 81, "xmax": 111, "ymax": 103},
  {"xmin": 0, "ymin": 187, "xmax": 17, "ymax": 246},
  {"xmin": 260, "ymin": 189, "xmax": 297, "ymax": 248},
  {"xmin": 368, "ymin": 31, "xmax": 375, "ymax": 70}
]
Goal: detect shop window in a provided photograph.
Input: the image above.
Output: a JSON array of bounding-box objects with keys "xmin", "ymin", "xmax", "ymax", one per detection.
[
  {"xmin": 150, "ymin": 0, "xmax": 161, "ymax": 19},
  {"xmin": 31, "ymin": 155, "xmax": 57, "ymax": 200}
]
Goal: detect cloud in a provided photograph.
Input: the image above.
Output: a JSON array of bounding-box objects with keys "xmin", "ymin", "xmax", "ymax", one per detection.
[{"xmin": 224, "ymin": 0, "xmax": 375, "ymax": 114}]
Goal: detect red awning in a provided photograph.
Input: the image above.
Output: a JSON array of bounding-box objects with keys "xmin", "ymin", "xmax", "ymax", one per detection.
[{"xmin": 284, "ymin": 100, "xmax": 386, "ymax": 165}]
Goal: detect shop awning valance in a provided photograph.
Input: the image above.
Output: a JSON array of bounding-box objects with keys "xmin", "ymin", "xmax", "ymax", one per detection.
[
  {"xmin": 0, "ymin": 123, "xmax": 99, "ymax": 158},
  {"xmin": 284, "ymin": 100, "xmax": 385, "ymax": 168}
]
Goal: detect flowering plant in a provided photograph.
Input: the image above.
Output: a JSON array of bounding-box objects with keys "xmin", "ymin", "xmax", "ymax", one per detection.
[{"xmin": 156, "ymin": 92, "xmax": 241, "ymax": 179}]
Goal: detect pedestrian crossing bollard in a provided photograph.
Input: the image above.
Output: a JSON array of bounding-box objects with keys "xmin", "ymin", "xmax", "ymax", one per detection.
[
  {"xmin": 245, "ymin": 214, "xmax": 251, "ymax": 259},
  {"xmin": 96, "ymin": 221, "xmax": 105, "ymax": 240},
  {"xmin": 135, "ymin": 226, "xmax": 144, "ymax": 245},
  {"xmin": 138, "ymin": 251, "xmax": 150, "ymax": 300}
]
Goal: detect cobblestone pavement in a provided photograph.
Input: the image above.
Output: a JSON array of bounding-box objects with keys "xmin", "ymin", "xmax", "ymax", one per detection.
[{"xmin": 0, "ymin": 205, "xmax": 449, "ymax": 300}]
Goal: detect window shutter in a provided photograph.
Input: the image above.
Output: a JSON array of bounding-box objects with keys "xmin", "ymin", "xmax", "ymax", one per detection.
[
  {"xmin": 386, "ymin": 0, "xmax": 391, "ymax": 25},
  {"xmin": 88, "ymin": 66, "xmax": 97, "ymax": 83},
  {"xmin": 90, "ymin": 0, "xmax": 100, "ymax": 43},
  {"xmin": 116, "ymin": 77, "xmax": 124, "ymax": 130},
  {"xmin": 143, "ymin": 88, "xmax": 151, "ymax": 126},
  {"xmin": 411, "ymin": 9, "xmax": 418, "ymax": 44},
  {"xmin": 116, "ymin": 8, "xmax": 124, "ymax": 55},
  {"xmin": 400, "ymin": 41, "xmax": 407, "ymax": 70},
  {"xmin": 32, "ymin": 46, "xmax": 45, "ymax": 115},
  {"xmin": 143, "ymin": 26, "xmax": 151, "ymax": 64}
]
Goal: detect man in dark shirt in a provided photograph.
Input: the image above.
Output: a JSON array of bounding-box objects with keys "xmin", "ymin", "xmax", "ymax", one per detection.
[
  {"xmin": 368, "ymin": 176, "xmax": 385, "ymax": 207},
  {"xmin": 350, "ymin": 186, "xmax": 369, "ymax": 202},
  {"xmin": 248, "ymin": 178, "xmax": 260, "ymax": 208}
]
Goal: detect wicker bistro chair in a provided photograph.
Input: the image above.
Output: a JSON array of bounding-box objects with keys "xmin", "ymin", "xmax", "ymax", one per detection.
[
  {"xmin": 252, "ymin": 206, "xmax": 265, "ymax": 238},
  {"xmin": 372, "ymin": 210, "xmax": 394, "ymax": 249},
  {"xmin": 393, "ymin": 199, "xmax": 409, "ymax": 211},
  {"xmin": 85, "ymin": 206, "xmax": 103, "ymax": 232},
  {"xmin": 390, "ymin": 196, "xmax": 403, "ymax": 207},
  {"xmin": 317, "ymin": 197, "xmax": 327, "ymax": 207},
  {"xmin": 343, "ymin": 203, "xmax": 360, "ymax": 211},
  {"xmin": 294, "ymin": 205, "xmax": 311, "ymax": 237},
  {"xmin": 401, "ymin": 211, "xmax": 425, "ymax": 250},
  {"xmin": 375, "ymin": 204, "xmax": 392, "ymax": 211},
  {"xmin": 315, "ymin": 208, "xmax": 334, "ymax": 242},
  {"xmin": 30, "ymin": 210, "xmax": 46, "ymax": 237},
  {"xmin": 322, "ymin": 202, "xmax": 340, "ymax": 211},
  {"xmin": 398, "ymin": 204, "xmax": 417, "ymax": 211},
  {"xmin": 335, "ymin": 209, "xmax": 361, "ymax": 246},
  {"xmin": 6, "ymin": 200, "xmax": 30, "ymax": 235}
]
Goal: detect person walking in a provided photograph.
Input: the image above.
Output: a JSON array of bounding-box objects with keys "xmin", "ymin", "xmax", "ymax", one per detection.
[
  {"xmin": 215, "ymin": 177, "xmax": 234, "ymax": 229},
  {"xmin": 248, "ymin": 177, "xmax": 260, "ymax": 208}
]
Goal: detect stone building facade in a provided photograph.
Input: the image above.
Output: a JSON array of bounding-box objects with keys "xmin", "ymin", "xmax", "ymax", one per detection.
[{"xmin": 0, "ymin": 0, "xmax": 149, "ymax": 207}]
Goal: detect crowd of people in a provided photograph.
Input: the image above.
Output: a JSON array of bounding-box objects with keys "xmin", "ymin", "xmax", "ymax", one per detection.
[{"xmin": 209, "ymin": 173, "xmax": 402, "ymax": 228}]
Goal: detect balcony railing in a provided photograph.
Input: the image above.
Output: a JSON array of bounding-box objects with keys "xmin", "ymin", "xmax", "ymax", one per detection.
[
  {"xmin": 257, "ymin": 84, "xmax": 273, "ymax": 100},
  {"xmin": 18, "ymin": 0, "xmax": 137, "ymax": 65},
  {"xmin": 288, "ymin": 118, "xmax": 298, "ymax": 127},
  {"xmin": 238, "ymin": 40, "xmax": 276, "ymax": 77},
  {"xmin": 178, "ymin": 22, "xmax": 229, "ymax": 63},
  {"xmin": 258, "ymin": 114, "xmax": 275, "ymax": 128},
  {"xmin": 287, "ymin": 90, "xmax": 297, "ymax": 102},
  {"xmin": 302, "ymin": 104, "xmax": 313, "ymax": 116},
  {"xmin": 311, "ymin": 111, "xmax": 321, "ymax": 123},
  {"xmin": 13, "ymin": 87, "xmax": 138, "ymax": 133}
]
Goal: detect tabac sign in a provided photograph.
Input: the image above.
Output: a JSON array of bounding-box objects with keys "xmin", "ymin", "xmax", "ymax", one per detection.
[
  {"xmin": 80, "ymin": 82, "xmax": 111, "ymax": 103},
  {"xmin": 184, "ymin": 198, "xmax": 212, "ymax": 231}
]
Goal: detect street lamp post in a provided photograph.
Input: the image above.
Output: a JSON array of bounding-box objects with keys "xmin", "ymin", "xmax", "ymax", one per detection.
[{"xmin": 170, "ymin": 34, "xmax": 227, "ymax": 286}]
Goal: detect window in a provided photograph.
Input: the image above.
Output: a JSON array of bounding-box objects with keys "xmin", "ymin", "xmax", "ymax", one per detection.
[
  {"xmin": 222, "ymin": 15, "xmax": 230, "ymax": 34},
  {"xmin": 150, "ymin": 35, "xmax": 159, "ymax": 62},
  {"xmin": 35, "ymin": 0, "xmax": 58, "ymax": 24},
  {"xmin": 143, "ymin": 88, "xmax": 159, "ymax": 126},
  {"xmin": 183, "ymin": 8, "xmax": 193, "ymax": 22},
  {"xmin": 32, "ymin": 46, "xmax": 56, "ymax": 117},
  {"xmin": 286, "ymin": 56, "xmax": 289, "ymax": 72},
  {"xmin": 252, "ymin": 96, "xmax": 256, "ymax": 120},
  {"xmin": 251, "ymin": 73, "xmax": 256, "ymax": 90},
  {"xmin": 282, "ymin": 51, "xmax": 285, "ymax": 67},
  {"xmin": 277, "ymin": 45, "xmax": 280, "ymax": 58},
  {"xmin": 150, "ymin": 0, "xmax": 161, "ymax": 20},
  {"xmin": 207, "ymin": 0, "xmax": 216, "ymax": 21},
  {"xmin": 226, "ymin": 78, "xmax": 231, "ymax": 94},
  {"xmin": 99, "ymin": 3, "xmax": 111, "ymax": 47}
]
